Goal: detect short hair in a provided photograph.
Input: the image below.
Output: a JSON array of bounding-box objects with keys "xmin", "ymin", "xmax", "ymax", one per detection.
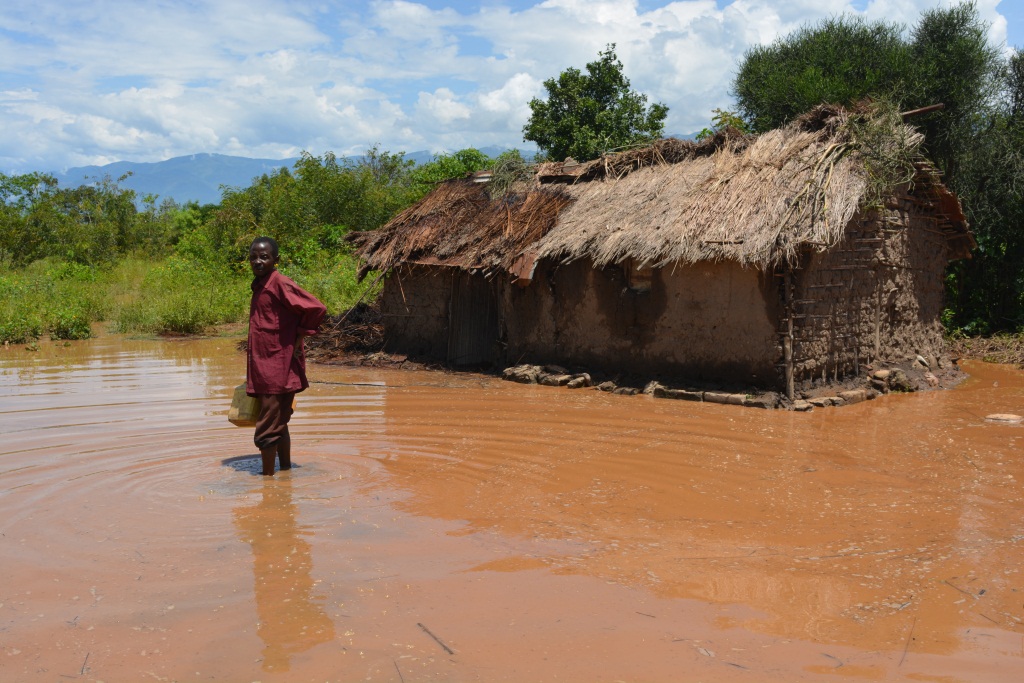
[{"xmin": 250, "ymin": 236, "xmax": 279, "ymax": 257}]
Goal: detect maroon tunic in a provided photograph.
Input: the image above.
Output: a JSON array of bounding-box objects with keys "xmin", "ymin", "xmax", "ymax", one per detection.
[{"xmin": 246, "ymin": 270, "xmax": 327, "ymax": 396}]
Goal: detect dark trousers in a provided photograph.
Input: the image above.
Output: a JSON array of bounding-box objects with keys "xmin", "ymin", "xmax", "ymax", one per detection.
[{"xmin": 253, "ymin": 393, "xmax": 295, "ymax": 450}]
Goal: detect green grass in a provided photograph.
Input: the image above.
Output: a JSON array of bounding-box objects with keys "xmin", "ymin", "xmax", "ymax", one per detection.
[
  {"xmin": 278, "ymin": 251, "xmax": 370, "ymax": 315},
  {"xmin": 1, "ymin": 251, "xmax": 370, "ymax": 345},
  {"xmin": 1, "ymin": 259, "xmax": 109, "ymax": 344},
  {"xmin": 110, "ymin": 258, "xmax": 251, "ymax": 335}
]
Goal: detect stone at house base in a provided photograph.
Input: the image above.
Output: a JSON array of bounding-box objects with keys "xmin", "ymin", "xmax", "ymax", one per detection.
[
  {"xmin": 887, "ymin": 369, "xmax": 915, "ymax": 392},
  {"xmin": 704, "ymin": 391, "xmax": 745, "ymax": 405},
  {"xmin": 501, "ymin": 352, "xmax": 960, "ymax": 410},
  {"xmin": 643, "ymin": 381, "xmax": 662, "ymax": 395},
  {"xmin": 502, "ymin": 364, "xmax": 542, "ymax": 383},
  {"xmin": 653, "ymin": 387, "xmax": 703, "ymax": 401},
  {"xmin": 743, "ymin": 395, "xmax": 776, "ymax": 409},
  {"xmin": 805, "ymin": 396, "xmax": 851, "ymax": 407},
  {"xmin": 985, "ymin": 413, "xmax": 1022, "ymax": 424},
  {"xmin": 838, "ymin": 389, "xmax": 868, "ymax": 405}
]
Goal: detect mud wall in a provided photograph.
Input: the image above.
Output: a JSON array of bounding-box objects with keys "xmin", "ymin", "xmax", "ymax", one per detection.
[
  {"xmin": 379, "ymin": 265, "xmax": 451, "ymax": 359},
  {"xmin": 789, "ymin": 198, "xmax": 951, "ymax": 387},
  {"xmin": 503, "ymin": 259, "xmax": 780, "ymax": 386}
]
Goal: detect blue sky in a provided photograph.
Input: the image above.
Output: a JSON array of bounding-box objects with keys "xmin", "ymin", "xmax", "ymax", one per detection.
[{"xmin": 0, "ymin": 0, "xmax": 1019, "ymax": 173}]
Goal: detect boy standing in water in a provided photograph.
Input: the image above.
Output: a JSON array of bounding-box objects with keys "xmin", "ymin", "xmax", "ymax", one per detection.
[{"xmin": 247, "ymin": 237, "xmax": 327, "ymax": 476}]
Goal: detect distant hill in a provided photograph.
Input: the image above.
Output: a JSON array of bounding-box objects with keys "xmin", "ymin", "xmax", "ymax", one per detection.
[
  {"xmin": 52, "ymin": 146, "xmax": 530, "ymax": 206},
  {"xmin": 54, "ymin": 153, "xmax": 301, "ymax": 206}
]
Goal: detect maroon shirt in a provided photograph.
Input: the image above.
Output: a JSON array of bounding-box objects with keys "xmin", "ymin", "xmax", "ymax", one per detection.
[{"xmin": 246, "ymin": 270, "xmax": 327, "ymax": 395}]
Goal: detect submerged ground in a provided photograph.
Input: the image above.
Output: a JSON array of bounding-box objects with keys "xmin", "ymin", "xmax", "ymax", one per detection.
[{"xmin": 1, "ymin": 333, "xmax": 1022, "ymax": 682}]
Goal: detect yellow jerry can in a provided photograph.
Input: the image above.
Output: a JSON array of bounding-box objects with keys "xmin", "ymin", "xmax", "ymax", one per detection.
[{"xmin": 228, "ymin": 384, "xmax": 260, "ymax": 427}]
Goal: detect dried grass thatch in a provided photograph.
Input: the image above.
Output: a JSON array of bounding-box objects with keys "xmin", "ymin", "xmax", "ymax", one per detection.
[
  {"xmin": 358, "ymin": 104, "xmax": 970, "ymax": 274},
  {"xmin": 356, "ymin": 181, "xmax": 573, "ymax": 276},
  {"xmin": 535, "ymin": 127, "xmax": 749, "ymax": 183}
]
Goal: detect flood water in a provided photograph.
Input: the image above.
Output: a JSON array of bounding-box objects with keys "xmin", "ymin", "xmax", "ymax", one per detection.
[{"xmin": 1, "ymin": 333, "xmax": 1023, "ymax": 682}]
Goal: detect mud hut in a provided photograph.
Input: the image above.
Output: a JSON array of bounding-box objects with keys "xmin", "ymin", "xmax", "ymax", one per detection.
[{"xmin": 356, "ymin": 105, "xmax": 973, "ymax": 397}]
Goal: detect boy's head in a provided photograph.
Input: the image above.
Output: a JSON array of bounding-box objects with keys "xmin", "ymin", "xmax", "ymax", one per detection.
[{"xmin": 249, "ymin": 236, "xmax": 279, "ymax": 278}]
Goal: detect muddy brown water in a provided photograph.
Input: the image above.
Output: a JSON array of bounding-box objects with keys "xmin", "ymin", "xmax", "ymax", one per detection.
[{"xmin": 1, "ymin": 334, "xmax": 1023, "ymax": 682}]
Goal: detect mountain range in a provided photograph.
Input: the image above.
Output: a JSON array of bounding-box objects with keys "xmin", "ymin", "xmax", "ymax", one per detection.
[{"xmin": 52, "ymin": 146, "xmax": 523, "ymax": 206}]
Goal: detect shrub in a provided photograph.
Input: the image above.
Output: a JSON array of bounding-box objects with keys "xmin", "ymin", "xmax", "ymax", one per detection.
[
  {"xmin": 0, "ymin": 315, "xmax": 43, "ymax": 344},
  {"xmin": 111, "ymin": 299, "xmax": 158, "ymax": 335},
  {"xmin": 157, "ymin": 295, "xmax": 217, "ymax": 335},
  {"xmin": 49, "ymin": 307, "xmax": 93, "ymax": 340}
]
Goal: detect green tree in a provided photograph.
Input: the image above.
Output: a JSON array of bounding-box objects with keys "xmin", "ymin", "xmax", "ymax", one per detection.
[
  {"xmin": 696, "ymin": 108, "xmax": 751, "ymax": 141},
  {"xmin": 733, "ymin": 15, "xmax": 909, "ymax": 133},
  {"xmin": 409, "ymin": 148, "xmax": 492, "ymax": 200},
  {"xmin": 0, "ymin": 172, "xmax": 58, "ymax": 265},
  {"xmin": 0, "ymin": 171, "xmax": 163, "ymax": 267},
  {"xmin": 195, "ymin": 147, "xmax": 421, "ymax": 268},
  {"xmin": 905, "ymin": 2, "xmax": 1001, "ymax": 178},
  {"xmin": 945, "ymin": 50, "xmax": 1024, "ymax": 332},
  {"xmin": 523, "ymin": 44, "xmax": 668, "ymax": 161},
  {"xmin": 733, "ymin": 2, "xmax": 999, "ymax": 171}
]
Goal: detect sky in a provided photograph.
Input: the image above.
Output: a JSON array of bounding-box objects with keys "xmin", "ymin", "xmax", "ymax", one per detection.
[{"xmin": 1, "ymin": 0, "xmax": 1021, "ymax": 173}]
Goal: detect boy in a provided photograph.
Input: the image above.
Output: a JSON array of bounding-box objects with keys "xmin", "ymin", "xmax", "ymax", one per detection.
[{"xmin": 246, "ymin": 236, "xmax": 327, "ymax": 475}]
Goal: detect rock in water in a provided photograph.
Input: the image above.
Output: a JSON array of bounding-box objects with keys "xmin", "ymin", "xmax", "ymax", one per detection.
[{"xmin": 985, "ymin": 413, "xmax": 1022, "ymax": 424}]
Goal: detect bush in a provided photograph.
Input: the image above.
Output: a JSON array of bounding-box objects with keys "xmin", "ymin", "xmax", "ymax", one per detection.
[
  {"xmin": 157, "ymin": 294, "xmax": 219, "ymax": 335},
  {"xmin": 0, "ymin": 315, "xmax": 43, "ymax": 344},
  {"xmin": 0, "ymin": 273, "xmax": 44, "ymax": 343},
  {"xmin": 49, "ymin": 307, "xmax": 92, "ymax": 340}
]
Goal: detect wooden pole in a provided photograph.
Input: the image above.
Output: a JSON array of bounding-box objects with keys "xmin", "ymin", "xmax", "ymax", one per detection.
[
  {"xmin": 784, "ymin": 267, "xmax": 795, "ymax": 401},
  {"xmin": 875, "ymin": 280, "xmax": 882, "ymax": 360},
  {"xmin": 900, "ymin": 103, "xmax": 944, "ymax": 120}
]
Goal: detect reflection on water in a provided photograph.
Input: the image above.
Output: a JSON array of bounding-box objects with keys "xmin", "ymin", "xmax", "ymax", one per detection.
[
  {"xmin": 0, "ymin": 332, "xmax": 1022, "ymax": 682},
  {"xmin": 234, "ymin": 475, "xmax": 335, "ymax": 672}
]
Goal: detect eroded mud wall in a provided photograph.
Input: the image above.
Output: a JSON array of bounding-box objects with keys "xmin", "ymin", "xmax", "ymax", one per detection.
[
  {"xmin": 503, "ymin": 259, "xmax": 780, "ymax": 386},
  {"xmin": 790, "ymin": 200, "xmax": 950, "ymax": 387},
  {"xmin": 379, "ymin": 265, "xmax": 451, "ymax": 358}
]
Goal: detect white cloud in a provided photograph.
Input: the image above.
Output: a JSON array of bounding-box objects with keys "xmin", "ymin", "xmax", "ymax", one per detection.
[
  {"xmin": 0, "ymin": 0, "xmax": 1019, "ymax": 173},
  {"xmin": 479, "ymin": 73, "xmax": 541, "ymax": 115},
  {"xmin": 417, "ymin": 88, "xmax": 472, "ymax": 124}
]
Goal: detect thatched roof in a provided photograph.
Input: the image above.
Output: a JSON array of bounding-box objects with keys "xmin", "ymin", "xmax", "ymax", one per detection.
[
  {"xmin": 356, "ymin": 105, "xmax": 972, "ymax": 277},
  {"xmin": 355, "ymin": 179, "xmax": 574, "ymax": 277}
]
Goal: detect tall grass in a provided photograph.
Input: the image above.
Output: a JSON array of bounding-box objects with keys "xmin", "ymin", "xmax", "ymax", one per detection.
[
  {"xmin": 1, "ymin": 253, "xmax": 369, "ymax": 345},
  {"xmin": 110, "ymin": 257, "xmax": 251, "ymax": 335},
  {"xmin": 277, "ymin": 247, "xmax": 368, "ymax": 315}
]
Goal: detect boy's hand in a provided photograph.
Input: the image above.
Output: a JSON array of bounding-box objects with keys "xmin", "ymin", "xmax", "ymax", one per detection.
[{"xmin": 293, "ymin": 332, "xmax": 306, "ymax": 359}]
